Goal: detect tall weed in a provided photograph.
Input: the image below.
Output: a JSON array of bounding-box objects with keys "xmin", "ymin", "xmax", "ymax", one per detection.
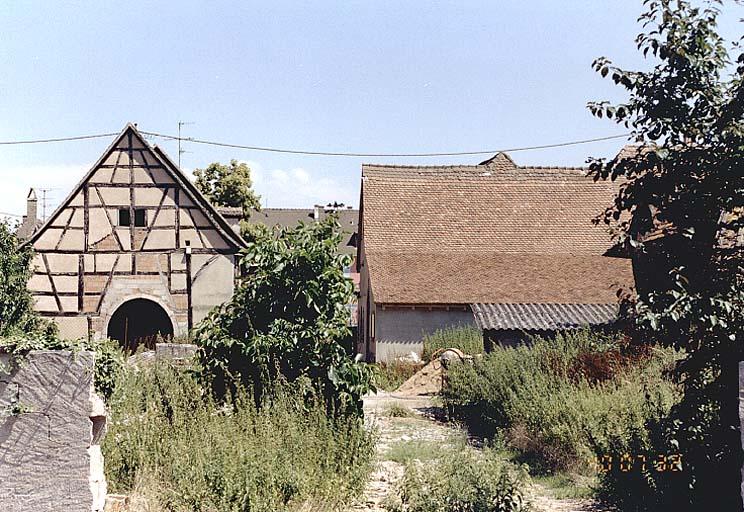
[
  {"xmin": 104, "ymin": 363, "xmax": 375, "ymax": 511},
  {"xmin": 422, "ymin": 325, "xmax": 484, "ymax": 362},
  {"xmin": 442, "ymin": 330, "xmax": 680, "ymax": 472}
]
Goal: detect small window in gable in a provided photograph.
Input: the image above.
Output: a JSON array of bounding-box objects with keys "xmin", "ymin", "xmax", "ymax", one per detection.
[
  {"xmin": 118, "ymin": 209, "xmax": 147, "ymax": 227},
  {"xmin": 118, "ymin": 209, "xmax": 131, "ymax": 226},
  {"xmin": 134, "ymin": 209, "xmax": 146, "ymax": 227}
]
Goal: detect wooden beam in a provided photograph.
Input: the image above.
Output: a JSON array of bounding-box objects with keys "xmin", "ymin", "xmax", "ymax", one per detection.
[
  {"xmin": 138, "ymin": 188, "xmax": 168, "ymax": 250},
  {"xmin": 41, "ymin": 254, "xmax": 62, "ymax": 312},
  {"xmin": 92, "ymin": 186, "xmax": 125, "ymax": 251},
  {"xmin": 96, "ymin": 254, "xmax": 120, "ymax": 313},
  {"xmin": 78, "ymin": 255, "xmax": 84, "ymax": 312}
]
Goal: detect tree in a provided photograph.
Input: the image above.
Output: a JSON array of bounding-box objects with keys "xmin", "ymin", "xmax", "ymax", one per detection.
[
  {"xmin": 193, "ymin": 160, "xmax": 261, "ymax": 217},
  {"xmin": 589, "ymin": 1, "xmax": 744, "ymax": 508},
  {"xmin": 193, "ymin": 215, "xmax": 374, "ymax": 414},
  {"xmin": 0, "ymin": 221, "xmax": 55, "ymax": 338}
]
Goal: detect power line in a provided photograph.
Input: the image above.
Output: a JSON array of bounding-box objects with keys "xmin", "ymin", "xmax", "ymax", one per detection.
[
  {"xmin": 0, "ymin": 211, "xmax": 22, "ymax": 218},
  {"xmin": 0, "ymin": 129, "xmax": 631, "ymax": 157},
  {"xmin": 0, "ymin": 132, "xmax": 119, "ymax": 145},
  {"xmin": 141, "ymin": 131, "xmax": 631, "ymax": 158}
]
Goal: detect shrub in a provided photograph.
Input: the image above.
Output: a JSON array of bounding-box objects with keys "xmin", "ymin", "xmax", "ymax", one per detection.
[
  {"xmin": 103, "ymin": 363, "xmax": 375, "ymax": 511},
  {"xmin": 374, "ymin": 360, "xmax": 422, "ymax": 391},
  {"xmin": 194, "ymin": 216, "xmax": 374, "ymax": 413},
  {"xmin": 442, "ymin": 330, "xmax": 680, "ymax": 472},
  {"xmin": 422, "ymin": 325, "xmax": 484, "ymax": 362},
  {"xmin": 385, "ymin": 445, "xmax": 530, "ymax": 512}
]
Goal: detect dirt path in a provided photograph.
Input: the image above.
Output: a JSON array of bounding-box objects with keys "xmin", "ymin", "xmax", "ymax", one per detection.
[{"xmin": 348, "ymin": 392, "xmax": 606, "ymax": 512}]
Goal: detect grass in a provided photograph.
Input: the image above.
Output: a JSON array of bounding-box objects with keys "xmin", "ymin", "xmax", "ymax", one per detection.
[
  {"xmin": 103, "ymin": 362, "xmax": 376, "ymax": 511},
  {"xmin": 421, "ymin": 325, "xmax": 484, "ymax": 362}
]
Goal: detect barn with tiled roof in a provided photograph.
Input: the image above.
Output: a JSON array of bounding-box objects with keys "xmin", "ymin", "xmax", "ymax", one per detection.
[{"xmin": 356, "ymin": 152, "xmax": 634, "ymax": 362}]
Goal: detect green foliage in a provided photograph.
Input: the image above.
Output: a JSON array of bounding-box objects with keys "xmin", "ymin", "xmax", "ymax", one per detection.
[
  {"xmin": 374, "ymin": 360, "xmax": 422, "ymax": 391},
  {"xmin": 442, "ymin": 330, "xmax": 679, "ymax": 472},
  {"xmin": 103, "ymin": 363, "xmax": 375, "ymax": 511},
  {"xmin": 0, "ymin": 221, "xmax": 56, "ymax": 339},
  {"xmin": 193, "ymin": 159, "xmax": 261, "ymax": 217},
  {"xmin": 385, "ymin": 445, "xmax": 530, "ymax": 512},
  {"xmin": 194, "ymin": 215, "xmax": 375, "ymax": 413},
  {"xmin": 422, "ymin": 325, "xmax": 484, "ymax": 362},
  {"xmin": 0, "ymin": 335, "xmax": 124, "ymax": 401},
  {"xmin": 589, "ymin": 1, "xmax": 744, "ymax": 507}
]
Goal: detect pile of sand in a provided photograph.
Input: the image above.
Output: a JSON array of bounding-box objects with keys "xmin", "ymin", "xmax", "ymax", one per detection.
[{"xmin": 394, "ymin": 348, "xmax": 468, "ymax": 396}]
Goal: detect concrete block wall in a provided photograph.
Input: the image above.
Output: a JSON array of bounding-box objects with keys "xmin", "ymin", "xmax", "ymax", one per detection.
[{"xmin": 0, "ymin": 350, "xmax": 107, "ymax": 511}]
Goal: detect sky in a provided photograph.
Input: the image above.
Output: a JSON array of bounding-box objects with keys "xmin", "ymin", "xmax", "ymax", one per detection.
[{"xmin": 1, "ymin": 1, "xmax": 743, "ymax": 219}]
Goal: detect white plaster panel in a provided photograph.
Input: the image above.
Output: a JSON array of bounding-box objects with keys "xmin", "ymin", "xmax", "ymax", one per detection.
[
  {"xmin": 33, "ymin": 229, "xmax": 63, "ymax": 250},
  {"xmin": 132, "ymin": 167, "xmax": 153, "ymax": 184},
  {"xmin": 70, "ymin": 209, "xmax": 84, "ymax": 228},
  {"xmin": 143, "ymin": 230, "xmax": 176, "ymax": 250},
  {"xmin": 134, "ymin": 187, "xmax": 164, "ymax": 206},
  {"xmin": 68, "ymin": 191, "xmax": 84, "ymax": 207},
  {"xmin": 57, "ymin": 230, "xmax": 84, "ymax": 251},
  {"xmin": 155, "ymin": 209, "xmax": 175, "ymax": 226},
  {"xmin": 179, "ymin": 209, "xmax": 194, "ymax": 227},
  {"xmin": 201, "ymin": 229, "xmax": 230, "ymax": 250},
  {"xmin": 99, "ymin": 187, "xmax": 130, "ymax": 206},
  {"xmin": 171, "ymin": 273, "xmax": 187, "ymax": 291},
  {"xmin": 89, "ymin": 168, "xmax": 113, "ymax": 183},
  {"xmin": 150, "ymin": 167, "xmax": 174, "ymax": 184},
  {"xmin": 45, "ymin": 254, "xmax": 78, "ymax": 273},
  {"xmin": 84, "ymin": 254, "xmax": 95, "ymax": 272},
  {"xmin": 171, "ymin": 252, "xmax": 187, "ymax": 271},
  {"xmin": 50, "ymin": 209, "xmax": 73, "ymax": 227},
  {"xmin": 115, "ymin": 229, "xmax": 131, "ymax": 251},
  {"xmin": 179, "ymin": 228, "xmax": 202, "ymax": 248},
  {"xmin": 28, "ymin": 274, "xmax": 52, "ymax": 292},
  {"xmin": 34, "ymin": 295, "xmax": 58, "ymax": 312}
]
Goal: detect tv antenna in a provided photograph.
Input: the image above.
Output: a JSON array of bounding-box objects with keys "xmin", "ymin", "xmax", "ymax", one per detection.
[
  {"xmin": 177, "ymin": 121, "xmax": 194, "ymax": 169},
  {"xmin": 37, "ymin": 187, "xmax": 58, "ymax": 221}
]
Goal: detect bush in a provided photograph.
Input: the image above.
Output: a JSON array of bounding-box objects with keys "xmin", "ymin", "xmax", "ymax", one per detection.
[
  {"xmin": 442, "ymin": 330, "xmax": 680, "ymax": 472},
  {"xmin": 103, "ymin": 363, "xmax": 375, "ymax": 511},
  {"xmin": 422, "ymin": 325, "xmax": 484, "ymax": 362},
  {"xmin": 374, "ymin": 360, "xmax": 422, "ymax": 391},
  {"xmin": 385, "ymin": 445, "xmax": 530, "ymax": 512},
  {"xmin": 194, "ymin": 216, "xmax": 374, "ymax": 413}
]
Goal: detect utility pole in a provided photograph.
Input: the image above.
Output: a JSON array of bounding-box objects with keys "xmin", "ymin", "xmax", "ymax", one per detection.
[{"xmin": 177, "ymin": 121, "xmax": 194, "ymax": 169}]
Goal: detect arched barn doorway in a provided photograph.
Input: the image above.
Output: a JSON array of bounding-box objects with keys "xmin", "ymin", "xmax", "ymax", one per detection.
[{"xmin": 107, "ymin": 298, "xmax": 174, "ymax": 352}]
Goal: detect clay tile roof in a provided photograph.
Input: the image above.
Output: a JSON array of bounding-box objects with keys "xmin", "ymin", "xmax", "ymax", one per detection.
[{"xmin": 361, "ymin": 153, "xmax": 633, "ymax": 305}]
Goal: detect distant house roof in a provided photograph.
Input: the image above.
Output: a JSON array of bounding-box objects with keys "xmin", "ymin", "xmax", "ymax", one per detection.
[
  {"xmin": 361, "ymin": 152, "xmax": 634, "ymax": 312},
  {"xmin": 219, "ymin": 205, "xmax": 359, "ymax": 256}
]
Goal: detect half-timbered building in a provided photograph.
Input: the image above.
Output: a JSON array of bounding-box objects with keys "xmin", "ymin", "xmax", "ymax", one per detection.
[{"xmin": 24, "ymin": 124, "xmax": 245, "ymax": 349}]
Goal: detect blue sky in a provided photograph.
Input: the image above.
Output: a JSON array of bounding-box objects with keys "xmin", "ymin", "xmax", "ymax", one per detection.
[{"xmin": 1, "ymin": 1, "xmax": 742, "ymax": 217}]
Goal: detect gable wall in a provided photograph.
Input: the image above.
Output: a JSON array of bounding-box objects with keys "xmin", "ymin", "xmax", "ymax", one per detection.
[{"xmin": 28, "ymin": 128, "xmax": 239, "ymax": 340}]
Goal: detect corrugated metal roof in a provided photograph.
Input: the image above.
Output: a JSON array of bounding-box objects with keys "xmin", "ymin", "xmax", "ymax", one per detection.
[{"xmin": 470, "ymin": 302, "xmax": 618, "ymax": 331}]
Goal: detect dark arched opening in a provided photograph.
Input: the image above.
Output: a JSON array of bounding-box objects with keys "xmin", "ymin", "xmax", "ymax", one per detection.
[{"xmin": 107, "ymin": 298, "xmax": 174, "ymax": 352}]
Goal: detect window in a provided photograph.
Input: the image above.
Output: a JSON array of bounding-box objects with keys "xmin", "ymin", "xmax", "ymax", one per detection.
[
  {"xmin": 119, "ymin": 209, "xmax": 147, "ymax": 227},
  {"xmin": 134, "ymin": 209, "xmax": 146, "ymax": 227},
  {"xmin": 118, "ymin": 209, "xmax": 131, "ymax": 226}
]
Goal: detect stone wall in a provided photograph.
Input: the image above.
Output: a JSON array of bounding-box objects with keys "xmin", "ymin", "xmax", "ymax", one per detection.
[{"xmin": 0, "ymin": 350, "xmax": 107, "ymax": 511}]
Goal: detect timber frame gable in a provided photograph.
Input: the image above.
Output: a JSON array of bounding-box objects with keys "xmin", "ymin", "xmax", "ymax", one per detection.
[{"xmin": 26, "ymin": 123, "xmax": 244, "ymax": 345}]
